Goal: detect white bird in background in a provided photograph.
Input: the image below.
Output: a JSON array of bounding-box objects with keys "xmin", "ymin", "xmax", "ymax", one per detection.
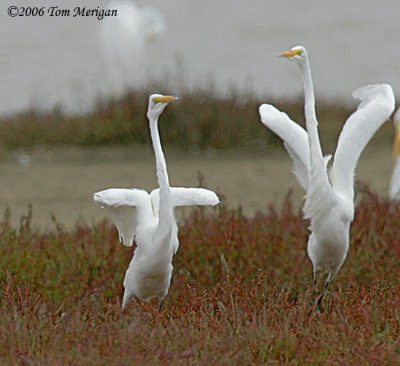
[
  {"xmin": 389, "ymin": 108, "xmax": 400, "ymax": 200},
  {"xmin": 100, "ymin": 0, "xmax": 167, "ymax": 96},
  {"xmin": 94, "ymin": 94, "xmax": 220, "ymax": 310},
  {"xmin": 259, "ymin": 46, "xmax": 395, "ymax": 307}
]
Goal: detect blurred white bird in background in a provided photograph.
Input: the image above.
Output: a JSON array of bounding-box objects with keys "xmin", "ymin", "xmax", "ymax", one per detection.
[
  {"xmin": 99, "ymin": 1, "xmax": 167, "ymax": 96},
  {"xmin": 94, "ymin": 94, "xmax": 219, "ymax": 310},
  {"xmin": 259, "ymin": 45, "xmax": 395, "ymax": 309},
  {"xmin": 389, "ymin": 108, "xmax": 400, "ymax": 200}
]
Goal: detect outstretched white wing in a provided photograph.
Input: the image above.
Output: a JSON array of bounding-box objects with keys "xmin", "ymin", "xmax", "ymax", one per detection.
[
  {"xmin": 93, "ymin": 188, "xmax": 153, "ymax": 247},
  {"xmin": 150, "ymin": 187, "xmax": 219, "ymax": 213},
  {"xmin": 331, "ymin": 84, "xmax": 395, "ymax": 201},
  {"xmin": 259, "ymin": 104, "xmax": 310, "ymax": 191}
]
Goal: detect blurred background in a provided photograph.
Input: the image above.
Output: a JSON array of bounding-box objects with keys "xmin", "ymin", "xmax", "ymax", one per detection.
[
  {"xmin": 1, "ymin": 0, "xmax": 399, "ymax": 115},
  {"xmin": 0, "ymin": 0, "xmax": 398, "ymax": 227}
]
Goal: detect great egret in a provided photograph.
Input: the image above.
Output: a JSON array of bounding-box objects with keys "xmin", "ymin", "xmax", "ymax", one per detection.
[
  {"xmin": 259, "ymin": 46, "xmax": 395, "ymax": 307},
  {"xmin": 389, "ymin": 108, "xmax": 400, "ymax": 200},
  {"xmin": 100, "ymin": 1, "xmax": 167, "ymax": 96},
  {"xmin": 94, "ymin": 94, "xmax": 220, "ymax": 310}
]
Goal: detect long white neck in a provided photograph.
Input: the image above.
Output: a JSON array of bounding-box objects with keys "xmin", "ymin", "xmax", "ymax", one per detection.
[
  {"xmin": 299, "ymin": 56, "xmax": 333, "ymax": 220},
  {"xmin": 299, "ymin": 58, "xmax": 324, "ymax": 163},
  {"xmin": 149, "ymin": 115, "xmax": 170, "ymax": 189},
  {"xmin": 300, "ymin": 60, "xmax": 316, "ymax": 124},
  {"xmin": 148, "ymin": 114, "xmax": 174, "ymax": 237}
]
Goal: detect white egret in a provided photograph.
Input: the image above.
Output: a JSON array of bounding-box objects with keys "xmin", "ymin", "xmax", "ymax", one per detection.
[
  {"xmin": 259, "ymin": 46, "xmax": 395, "ymax": 307},
  {"xmin": 94, "ymin": 94, "xmax": 220, "ymax": 310},
  {"xmin": 100, "ymin": 1, "xmax": 167, "ymax": 95},
  {"xmin": 389, "ymin": 108, "xmax": 400, "ymax": 200}
]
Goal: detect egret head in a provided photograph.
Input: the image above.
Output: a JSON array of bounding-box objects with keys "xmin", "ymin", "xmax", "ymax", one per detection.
[
  {"xmin": 278, "ymin": 45, "xmax": 308, "ymax": 67},
  {"xmin": 147, "ymin": 94, "xmax": 178, "ymax": 121},
  {"xmin": 393, "ymin": 108, "xmax": 400, "ymax": 159}
]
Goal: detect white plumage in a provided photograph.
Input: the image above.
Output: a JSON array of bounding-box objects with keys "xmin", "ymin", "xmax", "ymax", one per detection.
[
  {"xmin": 259, "ymin": 46, "xmax": 395, "ymax": 305},
  {"xmin": 94, "ymin": 94, "xmax": 219, "ymax": 310},
  {"xmin": 93, "ymin": 187, "xmax": 220, "ymax": 247}
]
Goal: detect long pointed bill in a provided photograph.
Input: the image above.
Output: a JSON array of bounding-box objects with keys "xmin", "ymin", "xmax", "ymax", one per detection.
[
  {"xmin": 278, "ymin": 49, "xmax": 302, "ymax": 58},
  {"xmin": 393, "ymin": 127, "xmax": 400, "ymax": 159},
  {"xmin": 153, "ymin": 95, "xmax": 178, "ymax": 104}
]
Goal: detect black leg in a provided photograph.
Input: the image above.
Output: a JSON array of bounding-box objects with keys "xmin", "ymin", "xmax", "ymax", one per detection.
[
  {"xmin": 310, "ymin": 271, "xmax": 317, "ymax": 306},
  {"xmin": 158, "ymin": 298, "xmax": 164, "ymax": 312},
  {"xmin": 316, "ymin": 277, "xmax": 330, "ymax": 311}
]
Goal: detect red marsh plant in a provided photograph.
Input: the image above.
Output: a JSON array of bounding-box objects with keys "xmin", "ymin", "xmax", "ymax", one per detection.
[{"xmin": 0, "ymin": 187, "xmax": 400, "ymax": 364}]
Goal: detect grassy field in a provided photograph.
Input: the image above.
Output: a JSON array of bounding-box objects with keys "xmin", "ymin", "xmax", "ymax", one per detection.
[
  {"xmin": 1, "ymin": 186, "xmax": 400, "ymax": 364},
  {"xmin": 0, "ymin": 88, "xmax": 394, "ymax": 154},
  {"xmin": 0, "ymin": 90, "xmax": 399, "ymax": 364}
]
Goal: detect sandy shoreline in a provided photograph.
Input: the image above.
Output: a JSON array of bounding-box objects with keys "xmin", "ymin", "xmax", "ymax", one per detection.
[{"xmin": 0, "ymin": 145, "xmax": 393, "ymax": 229}]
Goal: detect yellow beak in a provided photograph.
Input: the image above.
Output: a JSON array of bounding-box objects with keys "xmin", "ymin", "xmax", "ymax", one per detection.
[
  {"xmin": 393, "ymin": 127, "xmax": 400, "ymax": 159},
  {"xmin": 278, "ymin": 49, "xmax": 302, "ymax": 58},
  {"xmin": 153, "ymin": 95, "xmax": 178, "ymax": 104}
]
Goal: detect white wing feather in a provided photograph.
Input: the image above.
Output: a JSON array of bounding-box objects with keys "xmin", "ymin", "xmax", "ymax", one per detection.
[
  {"xmin": 150, "ymin": 187, "xmax": 219, "ymax": 213},
  {"xmin": 93, "ymin": 188, "xmax": 153, "ymax": 247},
  {"xmin": 259, "ymin": 104, "xmax": 310, "ymax": 191},
  {"xmin": 331, "ymin": 84, "xmax": 395, "ymax": 201},
  {"xmin": 283, "ymin": 142, "xmax": 309, "ymax": 191}
]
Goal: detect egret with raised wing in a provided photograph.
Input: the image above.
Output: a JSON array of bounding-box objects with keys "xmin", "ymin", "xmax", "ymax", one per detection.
[
  {"xmin": 259, "ymin": 46, "xmax": 395, "ymax": 308},
  {"xmin": 94, "ymin": 94, "xmax": 220, "ymax": 310}
]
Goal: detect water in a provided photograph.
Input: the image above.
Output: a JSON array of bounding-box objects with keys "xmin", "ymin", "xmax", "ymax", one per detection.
[{"xmin": 1, "ymin": 0, "xmax": 399, "ymax": 115}]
